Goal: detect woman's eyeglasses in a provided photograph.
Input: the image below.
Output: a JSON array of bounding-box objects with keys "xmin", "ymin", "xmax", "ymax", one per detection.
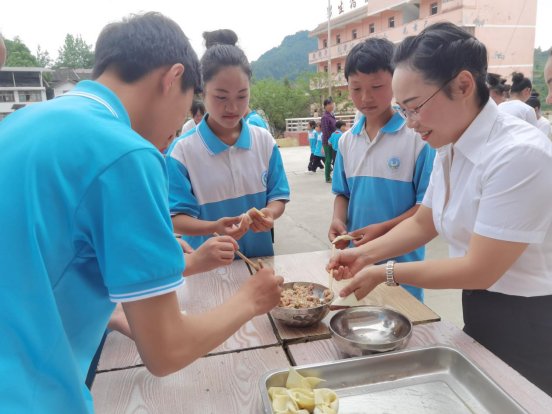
[{"xmin": 398, "ymin": 73, "xmax": 458, "ymax": 120}]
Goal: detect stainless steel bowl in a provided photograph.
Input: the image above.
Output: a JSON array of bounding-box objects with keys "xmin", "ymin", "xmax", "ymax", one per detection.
[
  {"xmin": 270, "ymin": 282, "xmax": 332, "ymax": 327},
  {"xmin": 329, "ymin": 306, "xmax": 412, "ymax": 356}
]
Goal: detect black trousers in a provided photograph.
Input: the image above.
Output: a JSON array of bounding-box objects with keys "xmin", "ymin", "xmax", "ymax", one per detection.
[
  {"xmin": 308, "ymin": 154, "xmax": 324, "ymax": 172},
  {"xmin": 462, "ymin": 289, "xmax": 552, "ymax": 396}
]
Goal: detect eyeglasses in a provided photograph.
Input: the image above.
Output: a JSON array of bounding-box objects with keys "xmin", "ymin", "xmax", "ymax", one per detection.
[{"xmin": 398, "ymin": 73, "xmax": 458, "ymax": 120}]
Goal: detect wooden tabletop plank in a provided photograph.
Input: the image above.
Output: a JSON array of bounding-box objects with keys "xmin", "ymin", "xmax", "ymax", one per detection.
[
  {"xmin": 258, "ymin": 250, "xmax": 439, "ymax": 342},
  {"xmin": 287, "ymin": 321, "xmax": 552, "ymax": 414},
  {"xmin": 97, "ymin": 261, "xmax": 278, "ymax": 371},
  {"xmin": 93, "ymin": 346, "xmax": 289, "ymax": 414}
]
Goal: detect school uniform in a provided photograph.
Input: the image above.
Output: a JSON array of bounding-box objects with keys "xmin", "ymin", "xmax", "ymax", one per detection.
[
  {"xmin": 423, "ymin": 99, "xmax": 552, "ymax": 395},
  {"xmin": 332, "ymin": 112, "xmax": 435, "ymax": 302},
  {"xmin": 536, "ymin": 116, "xmax": 551, "ymax": 138},
  {"xmin": 166, "ymin": 115, "xmax": 290, "ymax": 258},
  {"xmin": 0, "ymin": 80, "xmax": 185, "ymax": 413},
  {"xmin": 307, "ymin": 128, "xmax": 318, "ymax": 172},
  {"xmin": 244, "ymin": 110, "xmax": 269, "ymax": 130},
  {"xmin": 498, "ymin": 100, "xmax": 538, "ymax": 127}
]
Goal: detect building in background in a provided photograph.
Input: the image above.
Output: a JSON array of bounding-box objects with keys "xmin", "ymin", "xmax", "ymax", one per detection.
[
  {"xmin": 0, "ymin": 67, "xmax": 48, "ymax": 120},
  {"xmin": 49, "ymin": 68, "xmax": 93, "ymax": 98},
  {"xmin": 309, "ymin": 0, "xmax": 537, "ymax": 92}
]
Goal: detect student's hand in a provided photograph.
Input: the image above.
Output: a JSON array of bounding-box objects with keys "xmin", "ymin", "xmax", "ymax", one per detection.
[
  {"xmin": 186, "ymin": 235, "xmax": 238, "ymax": 274},
  {"xmin": 350, "ymin": 223, "xmax": 387, "ymax": 247},
  {"xmin": 249, "ymin": 208, "xmax": 274, "ymax": 232},
  {"xmin": 108, "ymin": 303, "xmax": 134, "ymax": 339},
  {"xmin": 176, "ymin": 238, "xmax": 194, "ymax": 254},
  {"xmin": 237, "ymin": 267, "xmax": 284, "ymax": 316},
  {"xmin": 328, "ymin": 219, "xmax": 349, "ymax": 250},
  {"xmin": 326, "ymin": 247, "xmax": 371, "ymax": 281},
  {"xmin": 338, "ymin": 265, "xmax": 385, "ymax": 301},
  {"xmin": 224, "ymin": 214, "xmax": 251, "ymax": 240},
  {"xmin": 213, "ymin": 216, "xmax": 243, "ymax": 237}
]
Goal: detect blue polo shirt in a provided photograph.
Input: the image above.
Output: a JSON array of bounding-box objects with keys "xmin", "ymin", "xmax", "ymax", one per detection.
[
  {"xmin": 308, "ymin": 129, "xmax": 316, "ymax": 153},
  {"xmin": 313, "ymin": 131, "xmax": 324, "ymax": 157},
  {"xmin": 0, "ymin": 80, "xmax": 185, "ymax": 413},
  {"xmin": 332, "ymin": 112, "xmax": 435, "ymax": 301},
  {"xmin": 166, "ymin": 116, "xmax": 290, "ymax": 258},
  {"xmin": 329, "ymin": 130, "xmax": 342, "ymax": 152},
  {"xmin": 244, "ymin": 110, "xmax": 269, "ymax": 130}
]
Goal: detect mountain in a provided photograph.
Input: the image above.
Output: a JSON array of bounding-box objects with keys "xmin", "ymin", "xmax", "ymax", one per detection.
[{"xmin": 251, "ymin": 30, "xmax": 317, "ymax": 81}]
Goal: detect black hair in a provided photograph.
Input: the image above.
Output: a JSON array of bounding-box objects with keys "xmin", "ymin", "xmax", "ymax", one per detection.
[
  {"xmin": 526, "ymin": 90, "xmax": 541, "ymax": 110},
  {"xmin": 190, "ymin": 100, "xmax": 205, "ymax": 116},
  {"xmin": 200, "ymin": 29, "xmax": 251, "ymax": 83},
  {"xmin": 486, "ymin": 73, "xmax": 509, "ymax": 94},
  {"xmin": 308, "ymin": 120, "xmax": 316, "ymax": 128},
  {"xmin": 344, "ymin": 37, "xmax": 394, "ymax": 80},
  {"xmin": 93, "ymin": 12, "xmax": 202, "ymax": 94},
  {"xmin": 393, "ymin": 22, "xmax": 489, "ymax": 108},
  {"xmin": 335, "ymin": 120, "xmax": 346, "ymax": 129},
  {"xmin": 323, "ymin": 97, "xmax": 333, "ymax": 107},
  {"xmin": 510, "ymin": 72, "xmax": 532, "ymax": 94}
]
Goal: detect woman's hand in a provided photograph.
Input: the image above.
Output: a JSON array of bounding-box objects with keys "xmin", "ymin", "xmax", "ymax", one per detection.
[
  {"xmin": 326, "ymin": 247, "xmax": 371, "ymax": 280},
  {"xmin": 338, "ymin": 265, "xmax": 386, "ymax": 301}
]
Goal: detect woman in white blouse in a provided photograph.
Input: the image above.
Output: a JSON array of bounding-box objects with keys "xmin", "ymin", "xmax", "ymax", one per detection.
[{"xmin": 328, "ymin": 22, "xmax": 552, "ymax": 396}]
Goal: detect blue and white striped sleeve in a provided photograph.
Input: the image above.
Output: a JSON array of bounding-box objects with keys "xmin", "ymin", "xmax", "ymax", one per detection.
[
  {"xmin": 166, "ymin": 151, "xmax": 201, "ymax": 218},
  {"xmin": 331, "ymin": 148, "xmax": 350, "ymax": 198},
  {"xmin": 266, "ymin": 144, "xmax": 290, "ymax": 203}
]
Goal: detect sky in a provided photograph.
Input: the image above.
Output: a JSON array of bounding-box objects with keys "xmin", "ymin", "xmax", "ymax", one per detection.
[{"xmin": 1, "ymin": 0, "xmax": 551, "ymax": 63}]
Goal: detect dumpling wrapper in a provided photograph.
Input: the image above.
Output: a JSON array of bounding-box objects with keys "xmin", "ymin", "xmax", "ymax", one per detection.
[
  {"xmin": 286, "ymin": 367, "xmax": 324, "ymax": 390},
  {"xmin": 289, "ymin": 388, "xmax": 315, "ymax": 411},
  {"xmin": 330, "ymin": 292, "xmax": 363, "ymax": 308},
  {"xmin": 331, "ymin": 234, "xmax": 357, "ymax": 244},
  {"xmin": 268, "ymin": 387, "xmax": 290, "ymax": 400},
  {"xmin": 314, "ymin": 389, "xmax": 339, "ymax": 414}
]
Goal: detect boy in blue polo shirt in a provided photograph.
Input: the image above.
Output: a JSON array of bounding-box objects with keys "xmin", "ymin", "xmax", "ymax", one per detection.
[
  {"xmin": 329, "ymin": 120, "xmax": 347, "ymax": 165},
  {"xmin": 0, "ymin": 14, "xmax": 283, "ymax": 414},
  {"xmin": 167, "ymin": 30, "xmax": 290, "ymax": 258},
  {"xmin": 328, "ymin": 38, "xmax": 435, "ymax": 302}
]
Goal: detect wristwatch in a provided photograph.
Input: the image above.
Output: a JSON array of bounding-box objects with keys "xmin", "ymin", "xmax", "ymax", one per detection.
[{"xmin": 385, "ymin": 260, "xmax": 399, "ymax": 286}]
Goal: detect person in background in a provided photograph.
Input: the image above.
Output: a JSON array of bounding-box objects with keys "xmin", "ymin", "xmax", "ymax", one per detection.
[
  {"xmin": 498, "ymin": 72, "xmax": 538, "ymax": 126},
  {"xmin": 328, "ymin": 37, "xmax": 434, "ymax": 302},
  {"xmin": 311, "ymin": 121, "xmax": 325, "ymax": 172},
  {"xmin": 328, "ymin": 22, "xmax": 552, "ymax": 395},
  {"xmin": 486, "ymin": 73, "xmax": 509, "ymax": 105},
  {"xmin": 526, "ymin": 91, "xmax": 551, "ymax": 138},
  {"xmin": 0, "ymin": 13, "xmax": 284, "ymax": 413},
  {"xmin": 166, "ymin": 29, "xmax": 290, "ymax": 258},
  {"xmin": 328, "ymin": 120, "xmax": 347, "ymax": 165},
  {"xmin": 181, "ymin": 99, "xmax": 205, "ymax": 134},
  {"xmin": 306, "ymin": 119, "xmax": 319, "ymax": 173},
  {"xmin": 244, "ymin": 106, "xmax": 269, "ymax": 130},
  {"xmin": 321, "ymin": 97, "xmax": 336, "ymax": 183}
]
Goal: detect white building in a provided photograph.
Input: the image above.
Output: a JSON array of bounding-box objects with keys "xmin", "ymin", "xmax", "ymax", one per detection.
[{"xmin": 0, "ymin": 67, "xmax": 48, "ymax": 120}]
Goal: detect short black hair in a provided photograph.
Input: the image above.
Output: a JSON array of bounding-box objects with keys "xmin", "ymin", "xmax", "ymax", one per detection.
[
  {"xmin": 190, "ymin": 100, "xmax": 205, "ymax": 116},
  {"xmin": 308, "ymin": 120, "xmax": 316, "ymax": 128},
  {"xmin": 510, "ymin": 72, "xmax": 532, "ymax": 94},
  {"xmin": 323, "ymin": 97, "xmax": 333, "ymax": 107},
  {"xmin": 335, "ymin": 120, "xmax": 346, "ymax": 129},
  {"xmin": 201, "ymin": 29, "xmax": 251, "ymax": 84},
  {"xmin": 93, "ymin": 12, "xmax": 202, "ymax": 94},
  {"xmin": 486, "ymin": 73, "xmax": 509, "ymax": 94},
  {"xmin": 393, "ymin": 22, "xmax": 489, "ymax": 108},
  {"xmin": 345, "ymin": 37, "xmax": 394, "ymax": 81},
  {"xmin": 526, "ymin": 91, "xmax": 541, "ymax": 110}
]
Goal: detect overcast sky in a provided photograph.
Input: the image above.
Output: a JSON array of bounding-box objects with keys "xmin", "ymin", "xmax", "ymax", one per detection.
[{"xmin": 1, "ymin": 0, "xmax": 551, "ymax": 62}]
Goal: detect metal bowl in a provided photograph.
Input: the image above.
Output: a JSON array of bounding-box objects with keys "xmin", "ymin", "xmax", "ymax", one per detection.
[
  {"xmin": 329, "ymin": 306, "xmax": 412, "ymax": 356},
  {"xmin": 270, "ymin": 282, "xmax": 333, "ymax": 327}
]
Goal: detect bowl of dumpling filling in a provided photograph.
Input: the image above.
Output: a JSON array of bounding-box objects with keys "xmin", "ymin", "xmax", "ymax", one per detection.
[{"xmin": 270, "ymin": 282, "xmax": 334, "ymax": 327}]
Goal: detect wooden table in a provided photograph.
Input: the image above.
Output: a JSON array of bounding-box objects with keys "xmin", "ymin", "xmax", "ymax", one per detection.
[
  {"xmin": 93, "ymin": 251, "xmax": 551, "ymax": 414},
  {"xmin": 97, "ymin": 261, "xmax": 278, "ymax": 371},
  {"xmin": 258, "ymin": 250, "xmax": 439, "ymax": 342}
]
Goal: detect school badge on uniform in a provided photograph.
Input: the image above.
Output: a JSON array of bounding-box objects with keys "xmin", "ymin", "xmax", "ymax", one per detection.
[
  {"xmin": 261, "ymin": 170, "xmax": 268, "ymax": 187},
  {"xmin": 388, "ymin": 157, "xmax": 400, "ymax": 170}
]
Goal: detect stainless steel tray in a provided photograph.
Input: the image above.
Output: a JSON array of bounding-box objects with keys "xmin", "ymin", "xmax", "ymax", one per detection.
[{"xmin": 260, "ymin": 345, "xmax": 526, "ymax": 413}]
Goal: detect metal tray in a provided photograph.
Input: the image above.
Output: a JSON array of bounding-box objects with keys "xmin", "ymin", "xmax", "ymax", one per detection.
[{"xmin": 260, "ymin": 345, "xmax": 526, "ymax": 413}]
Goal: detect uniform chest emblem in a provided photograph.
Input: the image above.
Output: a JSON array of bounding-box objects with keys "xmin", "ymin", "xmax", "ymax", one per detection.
[
  {"xmin": 387, "ymin": 156, "xmax": 400, "ymax": 170},
  {"xmin": 261, "ymin": 170, "xmax": 268, "ymax": 188}
]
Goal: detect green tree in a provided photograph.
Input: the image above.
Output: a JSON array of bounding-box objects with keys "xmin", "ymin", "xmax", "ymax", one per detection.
[
  {"xmin": 36, "ymin": 45, "xmax": 52, "ymax": 68},
  {"xmin": 54, "ymin": 34, "xmax": 94, "ymax": 69},
  {"xmin": 4, "ymin": 37, "xmax": 39, "ymax": 67}
]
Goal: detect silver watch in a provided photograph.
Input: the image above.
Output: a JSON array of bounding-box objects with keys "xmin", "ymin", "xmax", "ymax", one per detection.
[{"xmin": 385, "ymin": 260, "xmax": 399, "ymax": 286}]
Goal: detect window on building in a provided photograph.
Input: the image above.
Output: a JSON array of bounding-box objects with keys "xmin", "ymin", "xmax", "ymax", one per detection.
[
  {"xmin": 0, "ymin": 91, "xmax": 15, "ymax": 102},
  {"xmin": 352, "ymin": 29, "xmax": 357, "ymax": 39},
  {"xmin": 337, "ymin": 63, "xmax": 342, "ymax": 73},
  {"xmin": 369, "ymin": 23, "xmax": 375, "ymax": 34},
  {"xmin": 336, "ymin": 34, "xmax": 341, "ymax": 44},
  {"xmin": 323, "ymin": 39, "xmax": 328, "ymax": 48},
  {"xmin": 324, "ymin": 65, "xmax": 328, "ymax": 73},
  {"xmin": 18, "ymin": 91, "xmax": 42, "ymax": 103},
  {"xmin": 388, "ymin": 16, "xmax": 395, "ymax": 28},
  {"xmin": 430, "ymin": 3, "xmax": 438, "ymax": 15}
]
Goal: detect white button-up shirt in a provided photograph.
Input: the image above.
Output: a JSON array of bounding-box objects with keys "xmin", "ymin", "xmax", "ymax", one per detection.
[{"xmin": 423, "ymin": 100, "xmax": 552, "ymax": 296}]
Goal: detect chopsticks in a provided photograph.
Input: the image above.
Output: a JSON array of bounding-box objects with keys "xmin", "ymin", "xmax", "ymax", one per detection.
[{"xmin": 213, "ymin": 232, "xmax": 263, "ymax": 272}]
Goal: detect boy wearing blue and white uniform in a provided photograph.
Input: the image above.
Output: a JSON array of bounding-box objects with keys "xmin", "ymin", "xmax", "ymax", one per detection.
[
  {"xmin": 167, "ymin": 116, "xmax": 290, "ymax": 258},
  {"xmin": 329, "ymin": 38, "xmax": 435, "ymax": 302},
  {"xmin": 244, "ymin": 108, "xmax": 269, "ymax": 129},
  {"xmin": 0, "ymin": 14, "xmax": 284, "ymax": 414}
]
